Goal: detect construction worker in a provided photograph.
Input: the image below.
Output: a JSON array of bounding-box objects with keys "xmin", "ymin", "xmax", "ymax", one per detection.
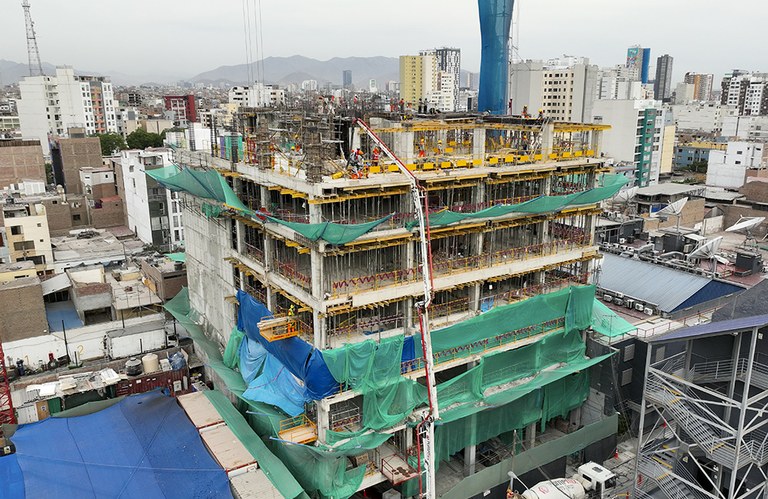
[
  {"xmin": 418, "ymin": 138, "xmax": 426, "ymax": 158},
  {"xmin": 288, "ymin": 304, "xmax": 296, "ymax": 316},
  {"xmin": 372, "ymin": 147, "xmax": 380, "ymax": 166},
  {"xmin": 437, "ymin": 139, "xmax": 443, "ymax": 155}
]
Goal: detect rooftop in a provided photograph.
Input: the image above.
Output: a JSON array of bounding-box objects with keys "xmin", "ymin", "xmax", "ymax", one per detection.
[
  {"xmin": 52, "ymin": 230, "xmax": 143, "ymax": 267},
  {"xmin": 636, "ymin": 183, "xmax": 706, "ymax": 198}
]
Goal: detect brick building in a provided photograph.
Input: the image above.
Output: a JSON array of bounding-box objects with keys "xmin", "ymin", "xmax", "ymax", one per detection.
[
  {"xmin": 50, "ymin": 134, "xmax": 103, "ymax": 194},
  {"xmin": 0, "ymin": 276, "xmax": 49, "ymax": 342},
  {"xmin": 0, "ymin": 139, "xmax": 46, "ymax": 190}
]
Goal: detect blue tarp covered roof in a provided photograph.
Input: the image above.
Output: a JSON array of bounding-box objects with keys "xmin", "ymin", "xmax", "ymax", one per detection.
[
  {"xmin": 45, "ymin": 301, "xmax": 83, "ymax": 331},
  {"xmin": 0, "ymin": 390, "xmax": 232, "ymax": 499},
  {"xmin": 652, "ymin": 313, "xmax": 768, "ymax": 344}
]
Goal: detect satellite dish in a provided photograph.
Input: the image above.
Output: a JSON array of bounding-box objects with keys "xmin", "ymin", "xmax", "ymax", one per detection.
[
  {"xmin": 687, "ymin": 236, "xmax": 723, "ymax": 260},
  {"xmin": 613, "ymin": 186, "xmax": 638, "ymax": 203},
  {"xmin": 654, "ymin": 197, "xmax": 688, "ymax": 218},
  {"xmin": 725, "ymin": 216, "xmax": 765, "ymax": 233}
]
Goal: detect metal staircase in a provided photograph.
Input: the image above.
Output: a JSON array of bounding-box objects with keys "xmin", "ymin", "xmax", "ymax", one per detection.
[{"xmin": 638, "ymin": 457, "xmax": 700, "ymax": 499}]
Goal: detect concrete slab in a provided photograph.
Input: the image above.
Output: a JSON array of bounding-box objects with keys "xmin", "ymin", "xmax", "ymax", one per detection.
[{"xmin": 177, "ymin": 391, "xmax": 224, "ymax": 429}]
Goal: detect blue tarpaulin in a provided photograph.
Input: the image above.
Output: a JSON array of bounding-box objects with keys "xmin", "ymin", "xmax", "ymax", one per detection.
[
  {"xmin": 239, "ymin": 336, "xmax": 268, "ymax": 383},
  {"xmin": 236, "ymin": 290, "xmax": 338, "ymax": 399},
  {"xmin": 0, "ymin": 390, "xmax": 232, "ymax": 499},
  {"xmin": 242, "ymin": 355, "xmax": 308, "ymax": 417}
]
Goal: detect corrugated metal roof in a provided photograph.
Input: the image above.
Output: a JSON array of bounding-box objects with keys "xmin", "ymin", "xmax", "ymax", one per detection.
[
  {"xmin": 652, "ymin": 313, "xmax": 768, "ymax": 343},
  {"xmin": 599, "ymin": 253, "xmax": 710, "ymax": 313}
]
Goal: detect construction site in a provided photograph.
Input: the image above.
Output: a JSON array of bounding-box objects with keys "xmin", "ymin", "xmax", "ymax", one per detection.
[{"xmin": 127, "ymin": 107, "xmax": 631, "ymax": 498}]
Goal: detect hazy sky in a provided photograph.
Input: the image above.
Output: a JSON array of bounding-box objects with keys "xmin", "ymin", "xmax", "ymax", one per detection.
[{"xmin": 3, "ymin": 0, "xmax": 766, "ymax": 83}]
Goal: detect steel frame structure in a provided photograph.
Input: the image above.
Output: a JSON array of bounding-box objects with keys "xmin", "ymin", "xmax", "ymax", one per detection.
[{"xmin": 635, "ymin": 326, "xmax": 768, "ymax": 499}]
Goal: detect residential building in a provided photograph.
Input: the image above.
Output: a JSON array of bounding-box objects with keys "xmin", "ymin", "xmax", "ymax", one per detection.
[
  {"xmin": 368, "ymin": 79, "xmax": 377, "ymax": 93},
  {"xmin": 0, "ymin": 115, "xmax": 20, "ymax": 136},
  {"xmin": 300, "ymin": 80, "xmax": 318, "ymax": 92},
  {"xmin": 421, "ymin": 47, "xmax": 461, "ymax": 110},
  {"xmin": 0, "ymin": 139, "xmax": 46, "ymax": 190},
  {"xmin": 228, "ymin": 84, "xmax": 285, "ymax": 108},
  {"xmin": 669, "ymin": 103, "xmax": 726, "ymax": 133},
  {"xmin": 673, "ymin": 141, "xmax": 726, "ymax": 169},
  {"xmin": 342, "ymin": 70, "xmax": 352, "ymax": 89},
  {"xmin": 17, "ymin": 67, "xmax": 117, "ymax": 154},
  {"xmin": 626, "ymin": 45, "xmax": 651, "ymax": 83},
  {"xmin": 165, "ymin": 115, "xmax": 617, "ymax": 497},
  {"xmin": 0, "ymin": 276, "xmax": 49, "ymax": 343},
  {"xmin": 509, "ymin": 56, "xmax": 598, "ymax": 122},
  {"xmin": 673, "ymin": 82, "xmax": 695, "ymax": 104},
  {"xmin": 1, "ymin": 200, "xmax": 53, "ymax": 272},
  {"xmin": 653, "ymin": 54, "xmax": 673, "ymax": 101},
  {"xmin": 721, "ymin": 114, "xmax": 768, "ymax": 141},
  {"xmin": 659, "ymin": 113, "xmax": 676, "ymax": 175},
  {"xmin": 683, "ymin": 72, "xmax": 714, "ymax": 101},
  {"xmin": 706, "ymin": 141, "xmax": 767, "ymax": 189},
  {"xmin": 163, "ymin": 95, "xmax": 197, "ymax": 125},
  {"xmin": 721, "ymin": 70, "xmax": 768, "ymax": 115},
  {"xmin": 50, "ymin": 132, "xmax": 103, "ymax": 194},
  {"xmin": 592, "ymin": 99, "xmax": 667, "ymax": 186},
  {"xmin": 119, "ymin": 148, "xmax": 183, "ymax": 249},
  {"xmin": 399, "ymin": 54, "xmax": 437, "ymax": 108},
  {"xmin": 596, "ymin": 65, "xmax": 643, "ymax": 100}
]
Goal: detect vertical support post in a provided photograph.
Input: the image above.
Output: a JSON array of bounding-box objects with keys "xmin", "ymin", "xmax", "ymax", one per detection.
[
  {"xmin": 717, "ymin": 334, "xmax": 742, "ymax": 491},
  {"xmin": 525, "ymin": 422, "xmax": 536, "ymax": 449},
  {"xmin": 472, "ymin": 128, "xmax": 486, "ymax": 162},
  {"xmin": 316, "ymin": 400, "xmax": 329, "ymax": 444},
  {"xmin": 729, "ymin": 327, "xmax": 759, "ymax": 499},
  {"xmin": 634, "ymin": 341, "xmax": 655, "ymax": 496},
  {"xmin": 541, "ymin": 122, "xmax": 555, "ymax": 159},
  {"xmin": 464, "ymin": 360, "xmax": 478, "ymax": 477}
]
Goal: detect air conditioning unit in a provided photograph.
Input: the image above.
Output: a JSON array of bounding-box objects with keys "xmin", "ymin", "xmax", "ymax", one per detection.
[
  {"xmin": 625, "ymin": 299, "xmax": 635, "ymax": 309},
  {"xmin": 683, "ymin": 244, "xmax": 694, "ymax": 253},
  {"xmin": 634, "ymin": 302, "xmax": 645, "ymax": 311},
  {"xmin": 644, "ymin": 307, "xmax": 654, "ymax": 315},
  {"xmin": 615, "ymin": 292, "xmax": 625, "ymax": 299},
  {"xmin": 619, "ymin": 238, "xmax": 627, "ymax": 244},
  {"xmin": 603, "ymin": 294, "xmax": 613, "ymax": 302},
  {"xmin": 614, "ymin": 299, "xmax": 624, "ymax": 307}
]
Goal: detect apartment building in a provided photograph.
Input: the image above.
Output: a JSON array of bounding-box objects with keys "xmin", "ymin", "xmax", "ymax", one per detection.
[{"xmin": 1, "ymin": 200, "xmax": 53, "ymax": 273}]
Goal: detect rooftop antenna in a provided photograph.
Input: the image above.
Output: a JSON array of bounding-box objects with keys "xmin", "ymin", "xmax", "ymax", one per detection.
[
  {"xmin": 687, "ymin": 236, "xmax": 724, "ymax": 278},
  {"xmin": 22, "ymin": 0, "xmax": 44, "ymax": 77},
  {"xmin": 726, "ymin": 216, "xmax": 765, "ymax": 250},
  {"xmin": 652, "ymin": 197, "xmax": 688, "ymax": 233}
]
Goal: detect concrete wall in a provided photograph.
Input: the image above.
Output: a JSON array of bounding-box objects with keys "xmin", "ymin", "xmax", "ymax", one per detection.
[
  {"xmin": 91, "ymin": 197, "xmax": 125, "ymax": 229},
  {"xmin": 140, "ymin": 259, "xmax": 187, "ymax": 301},
  {"xmin": 53, "ymin": 137, "xmax": 103, "ymax": 194},
  {"xmin": 41, "ymin": 196, "xmax": 90, "ymax": 236},
  {"xmin": 0, "ymin": 276, "xmax": 49, "ymax": 342},
  {"xmin": 0, "ymin": 140, "xmax": 46, "ymax": 189}
]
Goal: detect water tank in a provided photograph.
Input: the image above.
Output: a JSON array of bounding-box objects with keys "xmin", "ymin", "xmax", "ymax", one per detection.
[
  {"xmin": 142, "ymin": 353, "xmax": 161, "ymax": 374},
  {"xmin": 125, "ymin": 357, "xmax": 142, "ymax": 376},
  {"xmin": 478, "ymin": 0, "xmax": 515, "ymax": 114}
]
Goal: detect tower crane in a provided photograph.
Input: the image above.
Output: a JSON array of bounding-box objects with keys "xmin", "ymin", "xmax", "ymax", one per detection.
[{"xmin": 354, "ymin": 118, "xmax": 440, "ymax": 498}]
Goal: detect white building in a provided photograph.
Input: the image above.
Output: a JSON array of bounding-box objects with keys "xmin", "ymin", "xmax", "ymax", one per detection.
[
  {"xmin": 592, "ymin": 99, "xmax": 667, "ymax": 186},
  {"xmin": 119, "ymin": 148, "xmax": 184, "ymax": 249},
  {"xmin": 707, "ymin": 141, "xmax": 767, "ymax": 189},
  {"xmin": 228, "ymin": 84, "xmax": 285, "ymax": 108},
  {"xmin": 668, "ymin": 103, "xmax": 729, "ymax": 134},
  {"xmin": 722, "ymin": 71, "xmax": 768, "ymax": 116},
  {"xmin": 509, "ymin": 56, "xmax": 597, "ymax": 122},
  {"xmin": 595, "ymin": 65, "xmax": 642, "ymax": 101},
  {"xmin": 17, "ymin": 67, "xmax": 117, "ymax": 155},
  {"xmin": 421, "ymin": 47, "xmax": 461, "ymax": 111},
  {"xmin": 427, "ymin": 72, "xmax": 457, "ymax": 113},
  {"xmin": 721, "ymin": 115, "xmax": 768, "ymax": 141},
  {"xmin": 673, "ymin": 83, "xmax": 696, "ymax": 104},
  {"xmin": 300, "ymin": 80, "xmax": 318, "ymax": 92}
]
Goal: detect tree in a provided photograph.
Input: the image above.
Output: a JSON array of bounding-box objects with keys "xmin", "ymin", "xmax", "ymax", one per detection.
[
  {"xmin": 94, "ymin": 132, "xmax": 127, "ymax": 155},
  {"xmin": 126, "ymin": 128, "xmax": 164, "ymax": 149}
]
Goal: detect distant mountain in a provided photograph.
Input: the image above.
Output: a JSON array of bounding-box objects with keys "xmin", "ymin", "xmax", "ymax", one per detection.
[
  {"xmin": 0, "ymin": 59, "xmax": 145, "ymax": 86},
  {"xmin": 189, "ymin": 55, "xmax": 400, "ymax": 88}
]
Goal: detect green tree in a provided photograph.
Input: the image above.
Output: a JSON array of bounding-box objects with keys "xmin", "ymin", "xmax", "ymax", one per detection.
[
  {"xmin": 126, "ymin": 128, "xmax": 164, "ymax": 149},
  {"xmin": 94, "ymin": 132, "xmax": 127, "ymax": 155}
]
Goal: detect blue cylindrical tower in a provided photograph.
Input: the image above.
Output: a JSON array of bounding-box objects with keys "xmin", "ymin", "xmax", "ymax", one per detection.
[{"xmin": 477, "ymin": 0, "xmax": 514, "ymax": 115}]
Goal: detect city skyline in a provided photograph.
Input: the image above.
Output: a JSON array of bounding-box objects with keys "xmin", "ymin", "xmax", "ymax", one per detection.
[{"xmin": 2, "ymin": 0, "xmax": 766, "ymax": 84}]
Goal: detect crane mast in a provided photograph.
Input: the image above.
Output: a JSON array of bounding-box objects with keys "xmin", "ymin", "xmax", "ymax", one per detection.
[
  {"xmin": 354, "ymin": 119, "xmax": 440, "ymax": 498},
  {"xmin": 22, "ymin": 0, "xmax": 44, "ymax": 77}
]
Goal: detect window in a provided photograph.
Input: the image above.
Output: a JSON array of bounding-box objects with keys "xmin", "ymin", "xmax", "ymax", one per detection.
[
  {"xmin": 10, "ymin": 226, "xmax": 22, "ymax": 235},
  {"xmin": 623, "ymin": 344, "xmax": 635, "ymax": 362},
  {"xmin": 13, "ymin": 241, "xmax": 35, "ymax": 251},
  {"xmin": 37, "ymin": 223, "xmax": 42, "ymax": 227},
  {"xmin": 73, "ymin": 214, "xmax": 81, "ymax": 222},
  {"xmin": 621, "ymin": 368, "xmax": 633, "ymax": 386}
]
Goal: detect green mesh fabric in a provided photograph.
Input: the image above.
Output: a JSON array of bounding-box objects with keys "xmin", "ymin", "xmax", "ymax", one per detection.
[
  {"xmin": 541, "ymin": 370, "xmax": 590, "ymax": 430},
  {"xmin": 592, "ymin": 299, "xmax": 636, "ymax": 337},
  {"xmin": 165, "ymin": 252, "xmax": 186, "ymax": 263},
  {"xmin": 416, "ymin": 174, "xmax": 629, "ymax": 229},
  {"xmin": 223, "ymin": 327, "xmax": 245, "ymax": 369},
  {"xmin": 363, "ymin": 378, "xmax": 428, "ymax": 430},
  {"xmin": 266, "ymin": 215, "xmax": 393, "ymax": 245},
  {"xmin": 146, "ymin": 166, "xmax": 250, "ymax": 212},
  {"xmin": 204, "ymin": 390, "xmax": 307, "ymax": 499},
  {"xmin": 320, "ymin": 429, "xmax": 392, "ymax": 454},
  {"xmin": 51, "ymin": 397, "xmax": 124, "ymax": 418},
  {"xmin": 322, "ymin": 335, "xmax": 404, "ymax": 391}
]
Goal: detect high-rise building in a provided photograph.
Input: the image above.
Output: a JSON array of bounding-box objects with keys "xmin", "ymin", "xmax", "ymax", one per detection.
[
  {"xmin": 721, "ymin": 70, "xmax": 768, "ymax": 116},
  {"xmin": 509, "ymin": 56, "xmax": 598, "ymax": 122},
  {"xmin": 592, "ymin": 99, "xmax": 668, "ymax": 186},
  {"xmin": 478, "ymin": 0, "xmax": 514, "ymax": 114},
  {"xmin": 653, "ymin": 54, "xmax": 673, "ymax": 101},
  {"xmin": 626, "ymin": 45, "xmax": 651, "ymax": 84},
  {"xmin": 342, "ymin": 70, "xmax": 352, "ymax": 89},
  {"xmin": 228, "ymin": 84, "xmax": 285, "ymax": 108},
  {"xmin": 163, "ymin": 95, "xmax": 197, "ymax": 125},
  {"xmin": 595, "ymin": 65, "xmax": 643, "ymax": 101},
  {"xmin": 421, "ymin": 48, "xmax": 461, "ymax": 111},
  {"xmin": 399, "ymin": 54, "xmax": 437, "ymax": 108},
  {"xmin": 17, "ymin": 67, "xmax": 117, "ymax": 155},
  {"xmin": 683, "ymin": 72, "xmax": 714, "ymax": 101}
]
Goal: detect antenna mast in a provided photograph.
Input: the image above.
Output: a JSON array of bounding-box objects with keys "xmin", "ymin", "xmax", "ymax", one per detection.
[{"xmin": 22, "ymin": 0, "xmax": 44, "ymax": 77}]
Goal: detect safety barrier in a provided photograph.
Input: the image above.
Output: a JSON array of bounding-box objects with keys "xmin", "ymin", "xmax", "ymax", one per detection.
[
  {"xmin": 275, "ymin": 261, "xmax": 312, "ymax": 290},
  {"xmin": 327, "ymin": 314, "xmax": 405, "ymax": 339},
  {"xmin": 278, "ymin": 414, "xmax": 318, "ymax": 444},
  {"xmin": 243, "ymin": 242, "xmax": 265, "ymax": 264}
]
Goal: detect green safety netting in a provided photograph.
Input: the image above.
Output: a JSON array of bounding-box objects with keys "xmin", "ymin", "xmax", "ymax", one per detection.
[
  {"xmin": 204, "ymin": 390, "xmax": 307, "ymax": 499},
  {"xmin": 592, "ymin": 298, "xmax": 636, "ymax": 337},
  {"xmin": 266, "ymin": 215, "xmax": 393, "ymax": 246},
  {"xmin": 146, "ymin": 165, "xmax": 250, "ymax": 212},
  {"xmin": 165, "ymin": 252, "xmax": 186, "ymax": 263},
  {"xmin": 223, "ymin": 327, "xmax": 245, "ymax": 369},
  {"xmin": 416, "ymin": 174, "xmax": 630, "ymax": 229},
  {"xmin": 322, "ymin": 335, "xmax": 404, "ymax": 391}
]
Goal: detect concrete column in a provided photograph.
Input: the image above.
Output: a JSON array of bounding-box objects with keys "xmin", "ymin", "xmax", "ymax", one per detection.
[
  {"xmin": 312, "ymin": 309, "xmax": 326, "ymax": 349},
  {"xmin": 464, "ymin": 359, "xmax": 479, "ymax": 477},
  {"xmin": 265, "ymin": 287, "xmax": 275, "ymax": 311},
  {"xmin": 472, "ymin": 128, "xmax": 486, "ymax": 161},
  {"xmin": 541, "ymin": 122, "xmax": 555, "ymax": 159},
  {"xmin": 404, "ymin": 297, "xmax": 414, "ymax": 335},
  {"xmin": 310, "ymin": 249, "xmax": 324, "ymax": 300},
  {"xmin": 235, "ymin": 220, "xmax": 244, "ymax": 254},
  {"xmin": 526, "ymin": 422, "xmax": 536, "ymax": 449},
  {"xmin": 590, "ymin": 130, "xmax": 603, "ymax": 157},
  {"xmin": 264, "ymin": 235, "xmax": 274, "ymax": 272},
  {"xmin": 469, "ymin": 284, "xmax": 481, "ymax": 313},
  {"xmin": 316, "ymin": 401, "xmax": 329, "ymax": 443},
  {"xmin": 395, "ymin": 130, "xmax": 415, "ymax": 164},
  {"xmin": 308, "ymin": 201, "xmax": 322, "ymax": 224},
  {"xmin": 259, "ymin": 185, "xmax": 269, "ymax": 210}
]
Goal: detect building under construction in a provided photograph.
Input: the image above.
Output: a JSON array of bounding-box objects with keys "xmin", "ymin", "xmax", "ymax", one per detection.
[{"xmin": 158, "ymin": 111, "xmax": 629, "ymax": 498}]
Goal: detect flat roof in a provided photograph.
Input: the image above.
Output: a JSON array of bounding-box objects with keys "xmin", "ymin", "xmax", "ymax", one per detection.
[
  {"xmin": 652, "ymin": 313, "xmax": 768, "ymax": 343},
  {"xmin": 636, "ymin": 183, "xmax": 705, "ymax": 197}
]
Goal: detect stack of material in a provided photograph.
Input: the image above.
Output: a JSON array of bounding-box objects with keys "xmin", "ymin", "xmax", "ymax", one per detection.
[{"xmin": 257, "ymin": 316, "xmax": 299, "ymax": 342}]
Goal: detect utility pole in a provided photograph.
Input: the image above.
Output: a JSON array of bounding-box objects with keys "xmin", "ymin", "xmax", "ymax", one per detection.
[{"xmin": 21, "ymin": 0, "xmax": 44, "ymax": 77}]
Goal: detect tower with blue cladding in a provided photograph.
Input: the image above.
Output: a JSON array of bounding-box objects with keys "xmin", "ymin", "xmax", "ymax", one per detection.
[{"xmin": 478, "ymin": 0, "xmax": 514, "ymax": 114}]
